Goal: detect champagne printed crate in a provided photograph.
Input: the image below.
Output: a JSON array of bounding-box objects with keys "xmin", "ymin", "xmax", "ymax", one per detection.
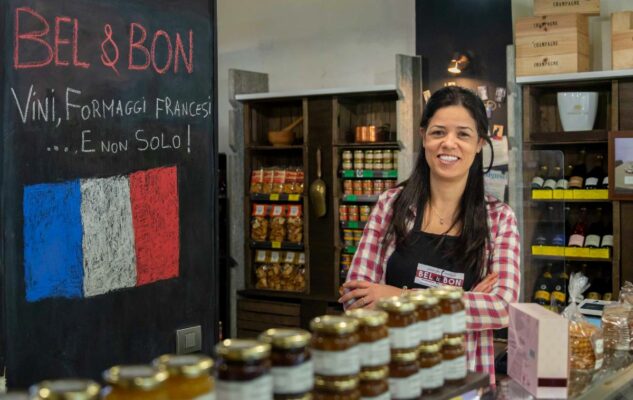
[
  {"xmin": 612, "ymin": 12, "xmax": 633, "ymax": 70},
  {"xmin": 533, "ymin": 0, "xmax": 600, "ymax": 17}
]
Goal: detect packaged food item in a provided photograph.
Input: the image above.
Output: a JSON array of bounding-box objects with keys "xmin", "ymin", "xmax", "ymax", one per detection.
[
  {"xmin": 294, "ymin": 168, "xmax": 305, "ymax": 194},
  {"xmin": 152, "ymin": 354, "xmax": 214, "ymax": 400},
  {"xmin": 343, "ymin": 180, "xmax": 353, "ymax": 195},
  {"xmin": 262, "ymin": 168, "xmax": 274, "ymax": 194},
  {"xmin": 389, "ymin": 350, "xmax": 420, "ymax": 399},
  {"xmin": 339, "ymin": 205, "xmax": 349, "ymax": 222},
  {"xmin": 284, "ymin": 168, "xmax": 297, "ymax": 194},
  {"xmin": 250, "ymin": 168, "xmax": 264, "ymax": 194},
  {"xmin": 348, "ymin": 205, "xmax": 359, "ymax": 222},
  {"xmin": 215, "ymin": 339, "xmax": 273, "ymax": 399},
  {"xmin": 376, "ymin": 297, "xmax": 417, "ymax": 351},
  {"xmin": 272, "ymin": 168, "xmax": 286, "ymax": 194},
  {"xmin": 353, "ymin": 181, "xmax": 363, "ymax": 196},
  {"xmin": 359, "ymin": 206, "xmax": 371, "ymax": 222},
  {"xmin": 441, "ymin": 336, "xmax": 466, "ymax": 384},
  {"xmin": 362, "ymin": 180, "xmax": 373, "ymax": 196},
  {"xmin": 373, "ymin": 180, "xmax": 384, "ymax": 195},
  {"xmin": 287, "ymin": 205, "xmax": 303, "ymax": 243},
  {"xmin": 310, "ymin": 315, "xmax": 360, "ymax": 379},
  {"xmin": 269, "ymin": 205, "xmax": 287, "ymax": 243},
  {"xmin": 251, "ymin": 204, "xmax": 269, "ymax": 242},
  {"xmin": 602, "ymin": 303, "xmax": 633, "ymax": 352},
  {"xmin": 619, "ymin": 281, "xmax": 633, "ymax": 305},
  {"xmin": 384, "ymin": 180, "xmax": 395, "ymax": 190}
]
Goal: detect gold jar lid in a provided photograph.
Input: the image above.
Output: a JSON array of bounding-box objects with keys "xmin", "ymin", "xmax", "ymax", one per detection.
[
  {"xmin": 391, "ymin": 350, "xmax": 418, "ymax": 363},
  {"xmin": 215, "ymin": 339, "xmax": 271, "ymax": 361},
  {"xmin": 443, "ymin": 336, "xmax": 465, "ymax": 346},
  {"xmin": 376, "ymin": 296, "xmax": 415, "ymax": 314},
  {"xmin": 31, "ymin": 379, "xmax": 101, "ymax": 400},
  {"xmin": 310, "ymin": 315, "xmax": 359, "ymax": 335},
  {"xmin": 259, "ymin": 328, "xmax": 312, "ymax": 349},
  {"xmin": 359, "ymin": 366, "xmax": 389, "ymax": 381},
  {"xmin": 434, "ymin": 287, "xmax": 463, "ymax": 300},
  {"xmin": 103, "ymin": 365, "xmax": 168, "ymax": 390},
  {"xmin": 419, "ymin": 342, "xmax": 442, "ymax": 354},
  {"xmin": 404, "ymin": 291, "xmax": 439, "ymax": 306},
  {"xmin": 345, "ymin": 309, "xmax": 388, "ymax": 327},
  {"xmin": 152, "ymin": 354, "xmax": 214, "ymax": 378},
  {"xmin": 314, "ymin": 376, "xmax": 359, "ymax": 392}
]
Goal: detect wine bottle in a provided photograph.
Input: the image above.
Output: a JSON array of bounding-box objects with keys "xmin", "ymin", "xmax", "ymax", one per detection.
[
  {"xmin": 585, "ymin": 154, "xmax": 605, "ymax": 189},
  {"xmin": 547, "ymin": 205, "xmax": 566, "ymax": 246},
  {"xmin": 569, "ymin": 149, "xmax": 587, "ymax": 189},
  {"xmin": 556, "ymin": 163, "xmax": 573, "ymax": 190},
  {"xmin": 531, "ymin": 164, "xmax": 548, "ymax": 189},
  {"xmin": 551, "ymin": 265, "xmax": 568, "ymax": 312},
  {"xmin": 533, "ymin": 266, "xmax": 553, "ymax": 307},
  {"xmin": 533, "ymin": 206, "xmax": 548, "ymax": 246},
  {"xmin": 601, "ymin": 215, "xmax": 613, "ymax": 249},
  {"xmin": 543, "ymin": 165, "xmax": 560, "ymax": 190},
  {"xmin": 568, "ymin": 207, "xmax": 588, "ymax": 247},
  {"xmin": 584, "ymin": 207, "xmax": 603, "ymax": 248}
]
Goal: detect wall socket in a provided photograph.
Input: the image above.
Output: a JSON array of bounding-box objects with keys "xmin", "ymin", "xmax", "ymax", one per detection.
[{"xmin": 176, "ymin": 325, "xmax": 202, "ymax": 354}]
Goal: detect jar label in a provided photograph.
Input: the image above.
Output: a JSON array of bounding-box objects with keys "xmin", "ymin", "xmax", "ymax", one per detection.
[
  {"xmin": 217, "ymin": 374, "xmax": 273, "ymax": 400},
  {"xmin": 584, "ymin": 234, "xmax": 600, "ymax": 248},
  {"xmin": 389, "ymin": 373, "xmax": 421, "ymax": 399},
  {"xmin": 312, "ymin": 347, "xmax": 360, "ymax": 376},
  {"xmin": 361, "ymin": 392, "xmax": 390, "ymax": 400},
  {"xmin": 359, "ymin": 337, "xmax": 390, "ymax": 367},
  {"xmin": 531, "ymin": 176, "xmax": 544, "ymax": 188},
  {"xmin": 388, "ymin": 326, "xmax": 418, "ymax": 349},
  {"xmin": 568, "ymin": 234, "xmax": 584, "ymax": 247},
  {"xmin": 442, "ymin": 355, "xmax": 467, "ymax": 381},
  {"xmin": 193, "ymin": 394, "xmax": 216, "ymax": 400},
  {"xmin": 601, "ymin": 235, "xmax": 613, "ymax": 248},
  {"xmin": 420, "ymin": 363, "xmax": 443, "ymax": 389},
  {"xmin": 585, "ymin": 177, "xmax": 599, "ymax": 187},
  {"xmin": 443, "ymin": 310, "xmax": 466, "ymax": 335},
  {"xmin": 418, "ymin": 318, "xmax": 443, "ymax": 342},
  {"xmin": 271, "ymin": 360, "xmax": 313, "ymax": 394}
]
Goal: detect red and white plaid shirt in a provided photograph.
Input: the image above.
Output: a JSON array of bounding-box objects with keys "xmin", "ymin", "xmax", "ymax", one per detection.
[{"xmin": 346, "ymin": 187, "xmax": 521, "ymax": 385}]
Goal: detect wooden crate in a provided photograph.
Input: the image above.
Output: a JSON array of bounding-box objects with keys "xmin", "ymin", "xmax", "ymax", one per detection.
[
  {"xmin": 612, "ymin": 12, "xmax": 633, "ymax": 70},
  {"xmin": 516, "ymin": 14, "xmax": 590, "ymax": 76},
  {"xmin": 533, "ymin": 0, "xmax": 600, "ymax": 16},
  {"xmin": 236, "ymin": 298, "xmax": 301, "ymax": 338}
]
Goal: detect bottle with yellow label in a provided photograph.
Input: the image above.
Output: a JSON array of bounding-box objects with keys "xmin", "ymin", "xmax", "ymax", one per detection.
[
  {"xmin": 30, "ymin": 379, "xmax": 100, "ymax": 400},
  {"xmin": 532, "ymin": 267, "xmax": 553, "ymax": 309},
  {"xmin": 102, "ymin": 365, "xmax": 169, "ymax": 400},
  {"xmin": 153, "ymin": 354, "xmax": 215, "ymax": 399}
]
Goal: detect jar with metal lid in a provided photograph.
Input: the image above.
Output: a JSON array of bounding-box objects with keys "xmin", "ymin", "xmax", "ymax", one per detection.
[
  {"xmin": 31, "ymin": 380, "xmax": 100, "ymax": 400},
  {"xmin": 345, "ymin": 309, "xmax": 390, "ymax": 369},
  {"xmin": 215, "ymin": 339, "xmax": 273, "ymax": 400},
  {"xmin": 310, "ymin": 315, "xmax": 360, "ymax": 379},
  {"xmin": 362, "ymin": 180, "xmax": 373, "ymax": 196},
  {"xmin": 358, "ymin": 366, "xmax": 389, "ymax": 400},
  {"xmin": 372, "ymin": 180, "xmax": 384, "ymax": 195},
  {"xmin": 404, "ymin": 291, "xmax": 443, "ymax": 344},
  {"xmin": 382, "ymin": 150, "xmax": 392, "ymax": 165},
  {"xmin": 258, "ymin": 328, "xmax": 314, "ymax": 400},
  {"xmin": 313, "ymin": 376, "xmax": 360, "ymax": 400},
  {"xmin": 342, "ymin": 151, "xmax": 353, "ymax": 162},
  {"xmin": 353, "ymin": 151, "xmax": 364, "ymax": 170},
  {"xmin": 353, "ymin": 180, "xmax": 363, "ymax": 195},
  {"xmin": 383, "ymin": 180, "xmax": 395, "ymax": 190},
  {"xmin": 152, "ymin": 354, "xmax": 214, "ymax": 400},
  {"xmin": 376, "ymin": 296, "xmax": 417, "ymax": 351},
  {"xmin": 353, "ymin": 230, "xmax": 363, "ymax": 247},
  {"xmin": 442, "ymin": 336, "xmax": 467, "ymax": 384},
  {"xmin": 418, "ymin": 342, "xmax": 443, "ymax": 394},
  {"xmin": 364, "ymin": 151, "xmax": 374, "ymax": 170},
  {"xmin": 102, "ymin": 365, "xmax": 169, "ymax": 400},
  {"xmin": 342, "ymin": 161, "xmax": 353, "ymax": 171},
  {"xmin": 388, "ymin": 350, "xmax": 420, "ymax": 400},
  {"xmin": 435, "ymin": 287, "xmax": 466, "ymax": 337},
  {"xmin": 339, "ymin": 205, "xmax": 349, "ymax": 222},
  {"xmin": 343, "ymin": 180, "xmax": 353, "ymax": 195},
  {"xmin": 359, "ymin": 206, "xmax": 371, "ymax": 222}
]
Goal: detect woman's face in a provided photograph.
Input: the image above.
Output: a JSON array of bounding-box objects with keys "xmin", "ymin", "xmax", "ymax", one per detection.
[{"xmin": 421, "ymin": 105, "xmax": 484, "ymax": 182}]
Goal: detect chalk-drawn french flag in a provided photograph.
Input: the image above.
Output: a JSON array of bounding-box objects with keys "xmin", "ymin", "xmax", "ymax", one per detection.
[{"xmin": 23, "ymin": 166, "xmax": 179, "ymax": 302}]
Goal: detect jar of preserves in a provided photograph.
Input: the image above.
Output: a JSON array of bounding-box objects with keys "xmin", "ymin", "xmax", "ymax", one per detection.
[
  {"xmin": 342, "ymin": 151, "xmax": 353, "ymax": 162},
  {"xmin": 442, "ymin": 336, "xmax": 467, "ymax": 384},
  {"xmin": 353, "ymin": 230, "xmax": 363, "ymax": 247},
  {"xmin": 342, "ymin": 161, "xmax": 353, "ymax": 171},
  {"xmin": 373, "ymin": 150, "xmax": 383, "ymax": 167},
  {"xmin": 343, "ymin": 230, "xmax": 355, "ymax": 247},
  {"xmin": 418, "ymin": 342, "xmax": 443, "ymax": 394},
  {"xmin": 258, "ymin": 328, "xmax": 314, "ymax": 399},
  {"xmin": 403, "ymin": 291, "xmax": 443, "ymax": 344},
  {"xmin": 215, "ymin": 339, "xmax": 273, "ymax": 400},
  {"xmin": 383, "ymin": 180, "xmax": 395, "ymax": 190},
  {"xmin": 388, "ymin": 350, "xmax": 420, "ymax": 400},
  {"xmin": 382, "ymin": 150, "xmax": 392, "ymax": 165},
  {"xmin": 364, "ymin": 151, "xmax": 374, "ymax": 170},
  {"xmin": 152, "ymin": 354, "xmax": 214, "ymax": 400},
  {"xmin": 313, "ymin": 376, "xmax": 360, "ymax": 400},
  {"xmin": 376, "ymin": 296, "xmax": 417, "ymax": 351},
  {"xmin": 372, "ymin": 180, "xmax": 384, "ymax": 195},
  {"xmin": 345, "ymin": 309, "xmax": 390, "ymax": 369},
  {"xmin": 102, "ymin": 365, "xmax": 168, "ymax": 400},
  {"xmin": 339, "ymin": 205, "xmax": 349, "ymax": 222},
  {"xmin": 362, "ymin": 180, "xmax": 373, "ymax": 196},
  {"xmin": 353, "ymin": 151, "xmax": 364, "ymax": 170},
  {"xmin": 435, "ymin": 287, "xmax": 466, "ymax": 337},
  {"xmin": 310, "ymin": 315, "xmax": 360, "ymax": 379},
  {"xmin": 343, "ymin": 180, "xmax": 353, "ymax": 195},
  {"xmin": 359, "ymin": 206, "xmax": 371, "ymax": 222},
  {"xmin": 31, "ymin": 380, "xmax": 100, "ymax": 400},
  {"xmin": 348, "ymin": 205, "xmax": 359, "ymax": 222},
  {"xmin": 353, "ymin": 180, "xmax": 363, "ymax": 196},
  {"xmin": 358, "ymin": 366, "xmax": 389, "ymax": 400}
]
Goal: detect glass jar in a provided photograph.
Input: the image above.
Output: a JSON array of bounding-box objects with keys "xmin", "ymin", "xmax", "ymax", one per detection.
[
  {"xmin": 376, "ymin": 296, "xmax": 417, "ymax": 351},
  {"xmin": 418, "ymin": 342, "xmax": 443, "ymax": 394},
  {"xmin": 388, "ymin": 350, "xmax": 420, "ymax": 400},
  {"xmin": 313, "ymin": 376, "xmax": 360, "ymax": 400},
  {"xmin": 152, "ymin": 354, "xmax": 214, "ymax": 400},
  {"xmin": 364, "ymin": 151, "xmax": 374, "ymax": 170},
  {"xmin": 345, "ymin": 309, "xmax": 390, "ymax": 369},
  {"xmin": 102, "ymin": 365, "xmax": 169, "ymax": 400},
  {"xmin": 310, "ymin": 315, "xmax": 360, "ymax": 380},
  {"xmin": 30, "ymin": 380, "xmax": 100, "ymax": 400},
  {"xmin": 442, "ymin": 336, "xmax": 467, "ymax": 384},
  {"xmin": 435, "ymin": 287, "xmax": 466, "ymax": 337},
  {"xmin": 342, "ymin": 151, "xmax": 353, "ymax": 162},
  {"xmin": 258, "ymin": 328, "xmax": 313, "ymax": 400},
  {"xmin": 404, "ymin": 291, "xmax": 443, "ymax": 344},
  {"xmin": 215, "ymin": 339, "xmax": 273, "ymax": 400},
  {"xmin": 358, "ymin": 366, "xmax": 389, "ymax": 400}
]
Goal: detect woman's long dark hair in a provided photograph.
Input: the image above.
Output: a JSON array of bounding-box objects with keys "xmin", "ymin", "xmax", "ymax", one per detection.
[{"xmin": 383, "ymin": 86, "xmax": 494, "ymax": 284}]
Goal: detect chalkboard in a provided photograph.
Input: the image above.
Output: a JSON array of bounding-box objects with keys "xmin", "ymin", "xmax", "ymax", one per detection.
[{"xmin": 0, "ymin": 0, "xmax": 217, "ymax": 387}]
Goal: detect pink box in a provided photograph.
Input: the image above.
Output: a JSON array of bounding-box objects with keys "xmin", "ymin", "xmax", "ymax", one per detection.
[{"xmin": 508, "ymin": 303, "xmax": 569, "ymax": 399}]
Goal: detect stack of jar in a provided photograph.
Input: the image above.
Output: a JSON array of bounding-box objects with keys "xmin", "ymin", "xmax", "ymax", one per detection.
[
  {"xmin": 343, "ymin": 229, "xmax": 363, "ymax": 248},
  {"xmin": 340, "ymin": 254, "xmax": 353, "ymax": 282},
  {"xmin": 340, "ymin": 204, "xmax": 372, "ymax": 223},
  {"xmin": 341, "ymin": 149, "xmax": 398, "ymax": 171},
  {"xmin": 343, "ymin": 179, "xmax": 396, "ymax": 196}
]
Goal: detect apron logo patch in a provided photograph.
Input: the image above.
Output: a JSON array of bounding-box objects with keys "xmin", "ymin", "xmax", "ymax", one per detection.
[{"xmin": 414, "ymin": 263, "xmax": 464, "ymax": 288}]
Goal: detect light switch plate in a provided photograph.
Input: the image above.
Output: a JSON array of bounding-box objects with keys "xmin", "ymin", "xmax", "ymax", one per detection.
[{"xmin": 176, "ymin": 325, "xmax": 202, "ymax": 354}]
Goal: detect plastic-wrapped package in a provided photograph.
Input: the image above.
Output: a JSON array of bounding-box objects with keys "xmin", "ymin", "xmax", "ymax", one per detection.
[
  {"xmin": 619, "ymin": 281, "xmax": 633, "ymax": 305},
  {"xmin": 602, "ymin": 302, "xmax": 633, "ymax": 351}
]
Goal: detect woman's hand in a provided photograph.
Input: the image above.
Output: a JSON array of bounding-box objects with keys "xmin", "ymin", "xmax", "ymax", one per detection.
[
  {"xmin": 472, "ymin": 272, "xmax": 499, "ymax": 293},
  {"xmin": 338, "ymin": 280, "xmax": 401, "ymax": 309}
]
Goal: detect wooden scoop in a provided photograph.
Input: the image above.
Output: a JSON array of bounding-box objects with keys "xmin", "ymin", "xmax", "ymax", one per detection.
[{"xmin": 310, "ymin": 147, "xmax": 327, "ymax": 218}]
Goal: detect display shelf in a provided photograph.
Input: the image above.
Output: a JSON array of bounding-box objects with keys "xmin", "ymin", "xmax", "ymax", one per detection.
[
  {"xmin": 250, "ymin": 241, "xmax": 304, "ymax": 251},
  {"xmin": 333, "ymin": 141, "xmax": 401, "ymax": 149},
  {"xmin": 527, "ymin": 130, "xmax": 608, "ymax": 145},
  {"xmin": 342, "ymin": 194, "xmax": 379, "ymax": 203},
  {"xmin": 341, "ymin": 170, "xmax": 398, "ymax": 179},
  {"xmin": 340, "ymin": 221, "xmax": 367, "ymax": 230},
  {"xmin": 343, "ymin": 246, "xmax": 358, "ymax": 254},
  {"xmin": 248, "ymin": 145, "xmax": 304, "ymax": 151},
  {"xmin": 531, "ymin": 189, "xmax": 609, "ymax": 200},
  {"xmin": 531, "ymin": 245, "xmax": 611, "ymax": 259},
  {"xmin": 531, "ymin": 254, "xmax": 612, "ymax": 263},
  {"xmin": 516, "ymin": 68, "xmax": 633, "ymax": 84},
  {"xmin": 250, "ymin": 193, "xmax": 303, "ymax": 202}
]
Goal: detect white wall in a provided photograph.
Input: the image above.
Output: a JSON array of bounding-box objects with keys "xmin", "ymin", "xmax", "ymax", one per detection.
[{"xmin": 217, "ymin": 0, "xmax": 416, "ymax": 154}]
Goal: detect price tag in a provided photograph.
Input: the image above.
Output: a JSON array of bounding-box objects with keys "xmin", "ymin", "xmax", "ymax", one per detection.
[
  {"xmin": 541, "ymin": 246, "xmax": 565, "ymax": 257},
  {"xmin": 385, "ymin": 170, "xmax": 397, "ymax": 178},
  {"xmin": 270, "ymin": 252, "xmax": 281, "ymax": 263},
  {"xmin": 346, "ymin": 195, "xmax": 357, "ymax": 202},
  {"xmin": 589, "ymin": 248, "xmax": 610, "ymax": 259},
  {"xmin": 271, "ymin": 241, "xmax": 282, "ymax": 249},
  {"xmin": 531, "ymin": 245, "xmax": 544, "ymax": 256},
  {"xmin": 298, "ymin": 253, "xmax": 306, "ymax": 264},
  {"xmin": 284, "ymin": 252, "xmax": 296, "ymax": 263},
  {"xmin": 270, "ymin": 194, "xmax": 280, "ymax": 201},
  {"xmin": 355, "ymin": 170, "xmax": 365, "ymax": 178},
  {"xmin": 255, "ymin": 250, "xmax": 267, "ymax": 263},
  {"xmin": 348, "ymin": 221, "xmax": 359, "ymax": 229},
  {"xmin": 288, "ymin": 194, "xmax": 300, "ymax": 201}
]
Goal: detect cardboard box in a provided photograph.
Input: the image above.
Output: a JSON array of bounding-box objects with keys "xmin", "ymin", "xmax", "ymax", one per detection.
[
  {"xmin": 534, "ymin": 0, "xmax": 600, "ymax": 17},
  {"xmin": 508, "ymin": 303, "xmax": 569, "ymax": 399},
  {"xmin": 612, "ymin": 12, "xmax": 633, "ymax": 70}
]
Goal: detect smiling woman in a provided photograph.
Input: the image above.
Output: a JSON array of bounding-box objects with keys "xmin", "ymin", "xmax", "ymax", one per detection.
[{"xmin": 339, "ymin": 86, "xmax": 521, "ymax": 386}]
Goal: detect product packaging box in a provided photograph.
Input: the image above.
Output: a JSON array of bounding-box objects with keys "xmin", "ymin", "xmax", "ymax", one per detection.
[{"xmin": 508, "ymin": 303, "xmax": 569, "ymax": 399}]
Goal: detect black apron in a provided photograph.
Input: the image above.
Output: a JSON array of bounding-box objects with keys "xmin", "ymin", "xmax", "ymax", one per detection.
[{"xmin": 385, "ymin": 207, "xmax": 476, "ymax": 291}]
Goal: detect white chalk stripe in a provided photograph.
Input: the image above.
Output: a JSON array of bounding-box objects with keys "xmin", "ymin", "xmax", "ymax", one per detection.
[{"xmin": 80, "ymin": 176, "xmax": 137, "ymax": 297}]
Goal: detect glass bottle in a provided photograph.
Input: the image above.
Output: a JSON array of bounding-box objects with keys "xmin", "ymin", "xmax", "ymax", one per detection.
[
  {"xmin": 601, "ymin": 211, "xmax": 613, "ymax": 250},
  {"xmin": 557, "ymin": 163, "xmax": 573, "ymax": 189},
  {"xmin": 585, "ymin": 154, "xmax": 605, "ymax": 189},
  {"xmin": 584, "ymin": 207, "xmax": 603, "ymax": 248},
  {"xmin": 550, "ymin": 265, "xmax": 567, "ymax": 312},
  {"xmin": 543, "ymin": 165, "xmax": 559, "ymax": 190},
  {"xmin": 569, "ymin": 150, "xmax": 587, "ymax": 189},
  {"xmin": 532, "ymin": 265, "xmax": 553, "ymax": 308},
  {"xmin": 531, "ymin": 164, "xmax": 548, "ymax": 189},
  {"xmin": 568, "ymin": 207, "xmax": 588, "ymax": 247}
]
